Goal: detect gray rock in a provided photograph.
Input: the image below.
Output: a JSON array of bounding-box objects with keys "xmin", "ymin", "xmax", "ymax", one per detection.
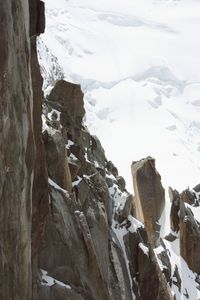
[{"xmin": 0, "ymin": 1, "xmax": 36, "ymax": 299}]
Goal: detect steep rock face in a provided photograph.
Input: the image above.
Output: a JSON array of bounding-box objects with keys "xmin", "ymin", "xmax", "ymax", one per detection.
[
  {"xmin": 36, "ymin": 80, "xmax": 173, "ymax": 300},
  {"xmin": 39, "ymin": 81, "xmax": 128, "ymax": 299},
  {"xmin": 180, "ymin": 200, "xmax": 200, "ymax": 274},
  {"xmin": 137, "ymin": 246, "xmax": 172, "ymax": 300},
  {"xmin": 167, "ymin": 186, "xmax": 200, "ymax": 274},
  {"xmin": 131, "ymin": 157, "xmax": 165, "ymax": 246},
  {"xmin": 29, "ymin": 1, "xmax": 49, "ymax": 298},
  {"xmin": 0, "ymin": 1, "xmax": 34, "ymax": 299}
]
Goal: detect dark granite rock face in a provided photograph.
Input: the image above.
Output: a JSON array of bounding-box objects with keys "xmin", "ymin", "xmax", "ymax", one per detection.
[
  {"xmin": 168, "ymin": 187, "xmax": 180, "ymax": 233},
  {"xmin": 29, "ymin": 0, "xmax": 45, "ymax": 36},
  {"xmin": 0, "ymin": 1, "xmax": 34, "ymax": 299}
]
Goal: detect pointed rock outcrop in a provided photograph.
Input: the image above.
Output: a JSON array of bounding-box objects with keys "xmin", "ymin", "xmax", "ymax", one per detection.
[{"xmin": 131, "ymin": 157, "xmax": 165, "ymax": 246}]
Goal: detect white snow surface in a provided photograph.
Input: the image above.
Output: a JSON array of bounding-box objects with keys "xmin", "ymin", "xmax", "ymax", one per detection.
[
  {"xmin": 48, "ymin": 177, "xmax": 69, "ymax": 195},
  {"xmin": 39, "ymin": 0, "xmax": 200, "ymax": 193},
  {"xmin": 41, "ymin": 269, "xmax": 71, "ymax": 289}
]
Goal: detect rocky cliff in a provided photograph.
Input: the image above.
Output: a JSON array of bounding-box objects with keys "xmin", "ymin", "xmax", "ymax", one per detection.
[
  {"xmin": 1, "ymin": 1, "xmax": 200, "ymax": 300},
  {"xmin": 0, "ymin": 1, "xmax": 34, "ymax": 299}
]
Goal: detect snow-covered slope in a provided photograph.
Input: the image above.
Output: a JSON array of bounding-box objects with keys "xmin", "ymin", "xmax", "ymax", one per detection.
[{"xmin": 39, "ymin": 0, "xmax": 200, "ymax": 193}]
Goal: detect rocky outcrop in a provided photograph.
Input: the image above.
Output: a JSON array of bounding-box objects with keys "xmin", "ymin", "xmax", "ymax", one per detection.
[
  {"xmin": 138, "ymin": 246, "xmax": 172, "ymax": 300},
  {"xmin": 180, "ymin": 188, "xmax": 199, "ymax": 207},
  {"xmin": 131, "ymin": 157, "xmax": 165, "ymax": 246},
  {"xmin": 0, "ymin": 1, "xmax": 34, "ymax": 299},
  {"xmin": 180, "ymin": 201, "xmax": 200, "ymax": 274},
  {"xmin": 167, "ymin": 186, "xmax": 200, "ymax": 274}
]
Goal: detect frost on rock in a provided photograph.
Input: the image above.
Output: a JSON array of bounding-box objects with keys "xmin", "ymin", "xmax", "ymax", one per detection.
[
  {"xmin": 48, "ymin": 178, "xmax": 69, "ymax": 195},
  {"xmin": 40, "ymin": 270, "xmax": 71, "ymax": 289}
]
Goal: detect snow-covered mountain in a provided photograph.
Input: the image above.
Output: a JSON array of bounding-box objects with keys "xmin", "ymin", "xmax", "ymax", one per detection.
[{"xmin": 39, "ymin": 0, "xmax": 200, "ymax": 193}]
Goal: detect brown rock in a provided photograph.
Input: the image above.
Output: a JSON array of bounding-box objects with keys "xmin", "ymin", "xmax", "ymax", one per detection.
[{"xmin": 131, "ymin": 157, "xmax": 165, "ymax": 246}]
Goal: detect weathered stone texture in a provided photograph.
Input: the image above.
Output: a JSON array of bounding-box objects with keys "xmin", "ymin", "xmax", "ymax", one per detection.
[{"xmin": 0, "ymin": 1, "xmax": 34, "ymax": 299}]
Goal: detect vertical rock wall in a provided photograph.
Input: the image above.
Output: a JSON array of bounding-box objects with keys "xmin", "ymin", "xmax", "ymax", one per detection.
[
  {"xmin": 29, "ymin": 1, "xmax": 49, "ymax": 298},
  {"xmin": 0, "ymin": 1, "xmax": 34, "ymax": 299}
]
